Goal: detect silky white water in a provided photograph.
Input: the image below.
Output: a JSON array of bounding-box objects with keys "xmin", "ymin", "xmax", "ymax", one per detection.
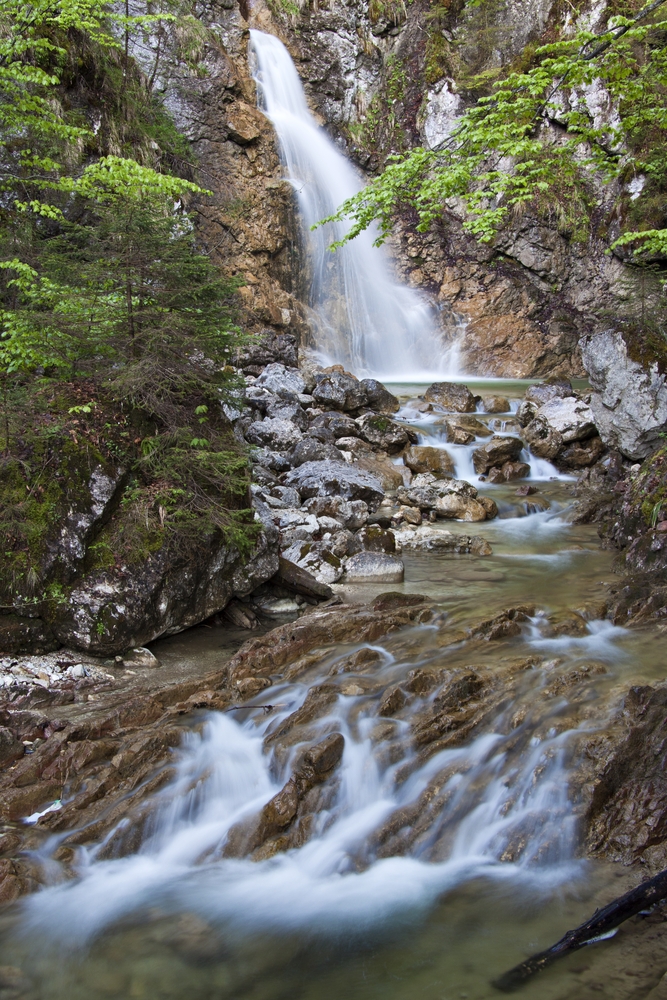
[
  {"xmin": 18, "ymin": 614, "xmax": 632, "ymax": 953},
  {"xmin": 248, "ymin": 30, "xmax": 459, "ymax": 380}
]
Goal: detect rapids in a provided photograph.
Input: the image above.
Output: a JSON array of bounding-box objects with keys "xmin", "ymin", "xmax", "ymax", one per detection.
[{"xmin": 2, "ymin": 382, "xmax": 666, "ymax": 1000}]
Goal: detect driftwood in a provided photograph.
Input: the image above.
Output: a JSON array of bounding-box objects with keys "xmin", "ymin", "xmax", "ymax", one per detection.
[{"xmin": 493, "ymin": 866, "xmax": 667, "ymax": 992}]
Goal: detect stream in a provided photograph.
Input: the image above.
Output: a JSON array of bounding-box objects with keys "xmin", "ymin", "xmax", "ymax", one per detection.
[
  {"xmin": 0, "ymin": 30, "xmax": 664, "ymax": 1000},
  {"xmin": 1, "ymin": 381, "xmax": 666, "ymax": 1000}
]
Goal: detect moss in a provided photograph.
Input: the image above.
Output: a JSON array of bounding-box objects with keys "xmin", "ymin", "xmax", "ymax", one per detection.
[{"xmin": 628, "ymin": 445, "xmax": 667, "ymax": 526}]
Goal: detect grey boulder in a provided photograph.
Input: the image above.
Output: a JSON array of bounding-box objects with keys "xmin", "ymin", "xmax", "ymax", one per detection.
[
  {"xmin": 343, "ymin": 551, "xmax": 404, "ymax": 582},
  {"xmin": 285, "ymin": 461, "xmax": 384, "ymax": 507},
  {"xmin": 581, "ymin": 329, "xmax": 667, "ymax": 460}
]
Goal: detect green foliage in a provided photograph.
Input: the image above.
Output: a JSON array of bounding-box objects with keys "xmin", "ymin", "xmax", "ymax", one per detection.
[{"xmin": 322, "ymin": 0, "xmax": 667, "ymax": 255}]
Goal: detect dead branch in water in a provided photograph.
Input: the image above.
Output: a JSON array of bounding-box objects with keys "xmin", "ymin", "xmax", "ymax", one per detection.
[{"xmin": 493, "ymin": 866, "xmax": 667, "ymax": 992}]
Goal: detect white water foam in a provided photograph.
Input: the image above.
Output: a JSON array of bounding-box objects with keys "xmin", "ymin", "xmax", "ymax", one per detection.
[
  {"xmin": 248, "ymin": 31, "xmax": 460, "ymax": 380},
  {"xmin": 19, "ymin": 640, "xmax": 619, "ymax": 950}
]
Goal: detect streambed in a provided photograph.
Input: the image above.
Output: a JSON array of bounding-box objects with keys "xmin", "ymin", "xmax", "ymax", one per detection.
[{"xmin": 1, "ymin": 381, "xmax": 666, "ymax": 1000}]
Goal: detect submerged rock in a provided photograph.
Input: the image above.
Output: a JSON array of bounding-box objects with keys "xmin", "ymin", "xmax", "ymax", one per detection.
[{"xmin": 344, "ymin": 552, "xmax": 405, "ymax": 582}]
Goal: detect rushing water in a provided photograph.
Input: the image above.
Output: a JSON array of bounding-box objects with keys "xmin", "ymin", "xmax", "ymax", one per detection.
[
  {"xmin": 3, "ymin": 382, "xmax": 667, "ymax": 999},
  {"xmin": 248, "ymin": 30, "xmax": 459, "ymax": 379}
]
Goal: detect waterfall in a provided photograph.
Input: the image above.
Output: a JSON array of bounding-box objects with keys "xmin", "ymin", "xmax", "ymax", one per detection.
[{"xmin": 248, "ymin": 30, "xmax": 460, "ymax": 381}]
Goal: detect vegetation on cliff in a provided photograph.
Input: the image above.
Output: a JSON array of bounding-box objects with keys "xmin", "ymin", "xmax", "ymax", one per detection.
[
  {"xmin": 0, "ymin": 0, "xmax": 254, "ymax": 609},
  {"xmin": 325, "ymin": 0, "xmax": 667, "ymax": 263}
]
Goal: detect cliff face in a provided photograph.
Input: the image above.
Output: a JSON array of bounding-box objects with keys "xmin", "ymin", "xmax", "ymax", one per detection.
[{"xmin": 172, "ymin": 0, "xmax": 660, "ymax": 379}]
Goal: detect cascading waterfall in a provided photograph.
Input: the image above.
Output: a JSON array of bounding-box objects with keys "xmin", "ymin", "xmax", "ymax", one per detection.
[
  {"xmin": 248, "ymin": 30, "xmax": 461, "ymax": 380},
  {"xmin": 14, "ymin": 615, "xmax": 630, "ymax": 953}
]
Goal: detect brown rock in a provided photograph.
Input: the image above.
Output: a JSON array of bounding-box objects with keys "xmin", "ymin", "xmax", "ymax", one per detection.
[
  {"xmin": 523, "ymin": 416, "xmax": 564, "ymax": 460},
  {"xmin": 434, "ymin": 494, "xmax": 488, "ymax": 522},
  {"xmin": 378, "ymin": 685, "xmax": 407, "ymax": 717},
  {"xmin": 302, "ymin": 732, "xmax": 345, "ymax": 776},
  {"xmin": 481, "ymin": 396, "xmax": 510, "ymax": 413},
  {"xmin": 515, "ymin": 484, "xmax": 538, "ymax": 496},
  {"xmin": 225, "ymin": 103, "xmax": 265, "ymax": 145},
  {"xmin": 472, "ymin": 436, "xmax": 524, "ymax": 474},
  {"xmin": 501, "ymin": 461, "xmax": 531, "ymax": 481},
  {"xmin": 0, "ymin": 728, "xmax": 24, "ymax": 769},
  {"xmin": 423, "ymin": 382, "xmax": 477, "ymax": 412},
  {"xmin": 557, "ymin": 435, "xmax": 606, "ymax": 469},
  {"xmin": 403, "ymin": 445, "xmax": 454, "ymax": 477},
  {"xmin": 444, "ymin": 416, "xmax": 492, "ymax": 440},
  {"xmin": 477, "ymin": 496, "xmax": 498, "ymax": 518}
]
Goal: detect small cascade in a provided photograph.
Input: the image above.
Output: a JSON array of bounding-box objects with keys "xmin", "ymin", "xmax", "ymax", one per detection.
[
  {"xmin": 17, "ymin": 618, "xmax": 633, "ymax": 952},
  {"xmin": 248, "ymin": 30, "xmax": 460, "ymax": 380}
]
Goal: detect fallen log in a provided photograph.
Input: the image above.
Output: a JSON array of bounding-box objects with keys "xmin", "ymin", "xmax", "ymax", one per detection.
[{"xmin": 493, "ymin": 866, "xmax": 667, "ymax": 992}]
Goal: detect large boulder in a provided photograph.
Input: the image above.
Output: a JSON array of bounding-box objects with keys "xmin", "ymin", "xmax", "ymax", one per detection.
[
  {"xmin": 355, "ymin": 413, "xmax": 413, "ymax": 453},
  {"xmin": 403, "ymin": 445, "xmax": 454, "ymax": 477},
  {"xmin": 49, "ymin": 514, "xmax": 280, "ymax": 655},
  {"xmin": 472, "ymin": 436, "xmax": 524, "ymax": 474},
  {"xmin": 360, "ymin": 379, "xmax": 400, "ymax": 413},
  {"xmin": 309, "ymin": 412, "xmax": 359, "ymax": 441},
  {"xmin": 285, "ymin": 461, "xmax": 384, "ymax": 507},
  {"xmin": 245, "ymin": 418, "xmax": 303, "ymax": 450},
  {"xmin": 525, "ymin": 379, "xmax": 573, "ymax": 406},
  {"xmin": 255, "ymin": 363, "xmax": 306, "ymax": 396},
  {"xmin": 423, "ymin": 382, "xmax": 477, "ymax": 412},
  {"xmin": 312, "ymin": 371, "xmax": 368, "ymax": 411},
  {"xmin": 534, "ymin": 396, "xmax": 596, "ymax": 443},
  {"xmin": 581, "ymin": 330, "xmax": 667, "ymax": 460},
  {"xmin": 444, "ymin": 416, "xmax": 492, "ymax": 443}
]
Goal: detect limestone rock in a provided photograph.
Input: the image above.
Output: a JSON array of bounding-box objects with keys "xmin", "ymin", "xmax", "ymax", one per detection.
[
  {"xmin": 423, "ymin": 382, "xmax": 477, "ymax": 412},
  {"xmin": 343, "ymin": 552, "xmax": 405, "ymax": 582},
  {"xmin": 309, "ymin": 411, "xmax": 359, "ymax": 440},
  {"xmin": 403, "ymin": 445, "xmax": 454, "ymax": 477},
  {"xmin": 355, "ymin": 413, "xmax": 413, "ymax": 453},
  {"xmin": 523, "ymin": 416, "xmax": 564, "ymax": 460},
  {"xmin": 281, "ymin": 540, "xmax": 344, "ymax": 585},
  {"xmin": 359, "ymin": 379, "xmax": 400, "ymax": 413},
  {"xmin": 535, "ymin": 395, "xmax": 596, "ymax": 443},
  {"xmin": 481, "ymin": 396, "xmax": 510, "ymax": 413},
  {"xmin": 121, "ymin": 647, "xmax": 160, "ymax": 668},
  {"xmin": 304, "ymin": 496, "xmax": 369, "ymax": 530},
  {"xmin": 255, "ymin": 363, "xmax": 306, "ymax": 397},
  {"xmin": 434, "ymin": 494, "xmax": 488, "ymax": 522},
  {"xmin": 49, "ymin": 512, "xmax": 280, "ymax": 656},
  {"xmin": 312, "ymin": 372, "xmax": 368, "ymax": 411},
  {"xmin": 285, "ymin": 461, "xmax": 384, "ymax": 507},
  {"xmin": 397, "ymin": 477, "xmax": 478, "ymax": 510},
  {"xmin": 245, "ymin": 418, "xmax": 303, "ymax": 450},
  {"xmin": 235, "ymin": 330, "xmax": 298, "ymax": 374},
  {"xmin": 525, "ymin": 380, "xmax": 573, "ymax": 406},
  {"xmin": 394, "ymin": 525, "xmax": 492, "ymax": 555},
  {"xmin": 581, "ymin": 329, "xmax": 667, "ymax": 460},
  {"xmin": 355, "ymin": 525, "xmax": 396, "ymax": 553},
  {"xmin": 472, "ymin": 436, "xmax": 524, "ymax": 474},
  {"xmin": 290, "ymin": 438, "xmax": 344, "ymax": 466}
]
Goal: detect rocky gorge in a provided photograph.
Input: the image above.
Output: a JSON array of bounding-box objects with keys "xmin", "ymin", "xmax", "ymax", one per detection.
[{"xmin": 2, "ymin": 0, "xmax": 667, "ymax": 998}]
